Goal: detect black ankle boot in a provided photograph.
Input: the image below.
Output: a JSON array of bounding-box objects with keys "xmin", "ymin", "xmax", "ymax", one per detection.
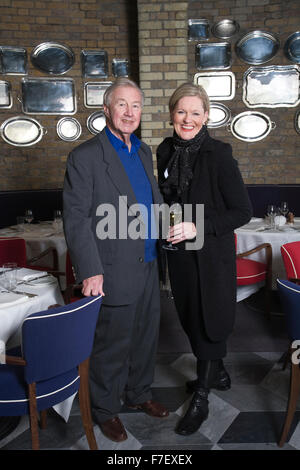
[
  {"xmin": 175, "ymin": 388, "xmax": 209, "ymax": 435},
  {"xmin": 186, "ymin": 359, "xmax": 231, "ymax": 394}
]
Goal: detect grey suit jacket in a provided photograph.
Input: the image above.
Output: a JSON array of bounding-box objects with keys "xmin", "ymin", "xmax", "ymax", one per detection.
[{"xmin": 63, "ymin": 128, "xmax": 163, "ymax": 306}]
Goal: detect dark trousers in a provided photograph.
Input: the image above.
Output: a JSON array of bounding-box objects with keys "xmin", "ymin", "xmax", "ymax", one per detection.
[
  {"xmin": 89, "ymin": 259, "xmax": 160, "ymax": 423},
  {"xmin": 167, "ymin": 250, "xmax": 226, "ymax": 360}
]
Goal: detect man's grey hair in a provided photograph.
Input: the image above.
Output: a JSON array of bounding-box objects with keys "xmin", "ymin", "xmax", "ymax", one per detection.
[{"xmin": 103, "ymin": 78, "xmax": 144, "ymax": 107}]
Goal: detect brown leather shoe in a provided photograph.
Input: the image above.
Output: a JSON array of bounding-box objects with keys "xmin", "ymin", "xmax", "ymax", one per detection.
[
  {"xmin": 128, "ymin": 400, "xmax": 169, "ymax": 418},
  {"xmin": 100, "ymin": 416, "xmax": 128, "ymax": 442}
]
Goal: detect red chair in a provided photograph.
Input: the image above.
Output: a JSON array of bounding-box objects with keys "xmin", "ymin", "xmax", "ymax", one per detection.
[
  {"xmin": 64, "ymin": 251, "xmax": 83, "ymax": 304},
  {"xmin": 281, "ymin": 241, "xmax": 300, "ymax": 285},
  {"xmin": 0, "ymin": 237, "xmax": 59, "ymax": 276},
  {"xmin": 235, "ymin": 233, "xmax": 272, "ymax": 314}
]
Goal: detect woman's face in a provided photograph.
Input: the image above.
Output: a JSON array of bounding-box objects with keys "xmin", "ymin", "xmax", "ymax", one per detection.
[{"xmin": 172, "ymin": 95, "xmax": 209, "ymax": 140}]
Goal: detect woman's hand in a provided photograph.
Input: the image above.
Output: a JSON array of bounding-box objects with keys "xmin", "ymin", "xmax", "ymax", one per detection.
[
  {"xmin": 167, "ymin": 222, "xmax": 197, "ymax": 244},
  {"xmin": 82, "ymin": 274, "xmax": 105, "ymax": 297}
]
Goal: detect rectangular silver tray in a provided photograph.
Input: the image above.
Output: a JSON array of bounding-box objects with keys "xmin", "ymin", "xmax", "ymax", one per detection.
[
  {"xmin": 195, "ymin": 42, "xmax": 231, "ymax": 70},
  {"xmin": 188, "ymin": 19, "xmax": 210, "ymax": 41},
  {"xmin": 243, "ymin": 65, "xmax": 300, "ymax": 108},
  {"xmin": 21, "ymin": 78, "xmax": 76, "ymax": 115},
  {"xmin": 84, "ymin": 82, "xmax": 112, "ymax": 108},
  {"xmin": 0, "ymin": 81, "xmax": 12, "ymax": 108},
  {"xmin": 194, "ymin": 71, "xmax": 236, "ymax": 100},
  {"xmin": 0, "ymin": 46, "xmax": 27, "ymax": 75}
]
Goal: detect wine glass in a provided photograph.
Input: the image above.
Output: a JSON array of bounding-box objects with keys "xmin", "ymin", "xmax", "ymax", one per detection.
[
  {"xmin": 267, "ymin": 204, "xmax": 277, "ymax": 230},
  {"xmin": 53, "ymin": 209, "xmax": 63, "ymax": 233},
  {"xmin": 162, "ymin": 203, "xmax": 182, "ymax": 251},
  {"xmin": 280, "ymin": 201, "xmax": 289, "ymax": 218},
  {"xmin": 24, "ymin": 209, "xmax": 34, "ymax": 224}
]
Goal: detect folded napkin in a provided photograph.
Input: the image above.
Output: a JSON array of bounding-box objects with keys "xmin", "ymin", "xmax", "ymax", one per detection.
[
  {"xmin": 0, "ymin": 292, "xmax": 28, "ymax": 308},
  {"xmin": 15, "ymin": 268, "xmax": 48, "ymax": 282},
  {"xmin": 274, "ymin": 215, "xmax": 286, "ymax": 227}
]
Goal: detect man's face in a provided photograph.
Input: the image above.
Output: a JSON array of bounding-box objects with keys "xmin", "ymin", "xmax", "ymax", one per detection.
[{"xmin": 104, "ymin": 86, "xmax": 143, "ymax": 140}]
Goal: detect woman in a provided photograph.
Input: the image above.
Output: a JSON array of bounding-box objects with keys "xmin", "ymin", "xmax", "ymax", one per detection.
[{"xmin": 157, "ymin": 83, "xmax": 252, "ymax": 436}]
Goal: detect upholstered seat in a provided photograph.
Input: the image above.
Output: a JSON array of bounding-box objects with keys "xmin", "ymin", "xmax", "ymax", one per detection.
[{"xmin": 281, "ymin": 241, "xmax": 300, "ymax": 284}]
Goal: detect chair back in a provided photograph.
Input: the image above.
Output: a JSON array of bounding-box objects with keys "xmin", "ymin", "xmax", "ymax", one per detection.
[
  {"xmin": 21, "ymin": 295, "xmax": 102, "ymax": 384},
  {"xmin": 277, "ymin": 279, "xmax": 300, "ymax": 341},
  {"xmin": 0, "ymin": 237, "xmax": 27, "ymax": 266},
  {"xmin": 281, "ymin": 241, "xmax": 300, "ymax": 281}
]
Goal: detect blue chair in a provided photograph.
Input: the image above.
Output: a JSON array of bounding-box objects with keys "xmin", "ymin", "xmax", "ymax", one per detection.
[
  {"xmin": 277, "ymin": 279, "xmax": 300, "ymax": 447},
  {"xmin": 0, "ymin": 295, "xmax": 102, "ymax": 450}
]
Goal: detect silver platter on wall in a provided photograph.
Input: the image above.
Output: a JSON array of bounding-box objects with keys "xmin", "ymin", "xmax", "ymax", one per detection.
[
  {"xmin": 0, "ymin": 46, "xmax": 27, "ymax": 75},
  {"xmin": 0, "ymin": 116, "xmax": 46, "ymax": 147},
  {"xmin": 211, "ymin": 19, "xmax": 239, "ymax": 39},
  {"xmin": 21, "ymin": 77, "xmax": 76, "ymax": 115},
  {"xmin": 242, "ymin": 65, "xmax": 300, "ymax": 108},
  {"xmin": 284, "ymin": 32, "xmax": 300, "ymax": 64},
  {"xmin": 84, "ymin": 82, "xmax": 112, "ymax": 108},
  {"xmin": 0, "ymin": 81, "xmax": 12, "ymax": 108},
  {"xmin": 112, "ymin": 58, "xmax": 129, "ymax": 77},
  {"xmin": 188, "ymin": 19, "xmax": 210, "ymax": 41},
  {"xmin": 229, "ymin": 111, "xmax": 275, "ymax": 142},
  {"xmin": 295, "ymin": 110, "xmax": 300, "ymax": 135},
  {"xmin": 195, "ymin": 42, "xmax": 232, "ymax": 70},
  {"xmin": 207, "ymin": 102, "xmax": 231, "ymax": 128},
  {"xmin": 81, "ymin": 50, "xmax": 108, "ymax": 78},
  {"xmin": 235, "ymin": 30, "xmax": 280, "ymax": 64},
  {"xmin": 87, "ymin": 110, "xmax": 106, "ymax": 135},
  {"xmin": 31, "ymin": 42, "xmax": 75, "ymax": 75},
  {"xmin": 194, "ymin": 71, "xmax": 236, "ymax": 100},
  {"xmin": 56, "ymin": 117, "xmax": 81, "ymax": 142}
]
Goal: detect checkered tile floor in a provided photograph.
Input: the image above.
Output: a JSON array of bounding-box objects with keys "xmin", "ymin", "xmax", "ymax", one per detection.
[{"xmin": 1, "ymin": 351, "xmax": 299, "ymax": 451}]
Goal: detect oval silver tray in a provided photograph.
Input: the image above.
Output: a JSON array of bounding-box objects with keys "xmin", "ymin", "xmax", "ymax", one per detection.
[
  {"xmin": 195, "ymin": 42, "xmax": 232, "ymax": 70},
  {"xmin": 284, "ymin": 32, "xmax": 300, "ymax": 64},
  {"xmin": 31, "ymin": 42, "xmax": 75, "ymax": 75},
  {"xmin": 229, "ymin": 111, "xmax": 275, "ymax": 142},
  {"xmin": 235, "ymin": 30, "xmax": 280, "ymax": 64},
  {"xmin": 57, "ymin": 117, "xmax": 81, "ymax": 142},
  {"xmin": 207, "ymin": 102, "xmax": 231, "ymax": 128},
  {"xmin": 0, "ymin": 116, "xmax": 46, "ymax": 147},
  {"xmin": 194, "ymin": 71, "xmax": 236, "ymax": 100},
  {"xmin": 242, "ymin": 65, "xmax": 300, "ymax": 108},
  {"xmin": 87, "ymin": 110, "xmax": 106, "ymax": 135},
  {"xmin": 295, "ymin": 110, "xmax": 300, "ymax": 135},
  {"xmin": 211, "ymin": 19, "xmax": 239, "ymax": 39}
]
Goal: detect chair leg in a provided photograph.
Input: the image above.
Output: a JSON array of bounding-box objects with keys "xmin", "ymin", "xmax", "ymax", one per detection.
[
  {"xmin": 28, "ymin": 383, "xmax": 40, "ymax": 450},
  {"xmin": 278, "ymin": 359, "xmax": 300, "ymax": 447},
  {"xmin": 78, "ymin": 358, "xmax": 98, "ymax": 450},
  {"xmin": 40, "ymin": 409, "xmax": 47, "ymax": 429}
]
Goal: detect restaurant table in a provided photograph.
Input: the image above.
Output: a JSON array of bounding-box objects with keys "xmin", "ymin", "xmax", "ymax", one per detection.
[
  {"xmin": 235, "ymin": 217, "xmax": 300, "ymax": 300},
  {"xmin": 0, "ymin": 269, "xmax": 74, "ymax": 439},
  {"xmin": 0, "ymin": 223, "xmax": 67, "ymax": 290}
]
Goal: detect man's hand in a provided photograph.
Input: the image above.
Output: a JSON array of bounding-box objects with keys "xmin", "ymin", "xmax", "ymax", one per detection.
[{"xmin": 82, "ymin": 274, "xmax": 105, "ymax": 297}]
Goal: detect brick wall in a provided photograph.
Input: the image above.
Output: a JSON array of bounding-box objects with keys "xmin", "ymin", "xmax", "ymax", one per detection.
[
  {"xmin": 0, "ymin": 0, "xmax": 139, "ymax": 190},
  {"xmin": 0, "ymin": 0, "xmax": 299, "ymax": 190}
]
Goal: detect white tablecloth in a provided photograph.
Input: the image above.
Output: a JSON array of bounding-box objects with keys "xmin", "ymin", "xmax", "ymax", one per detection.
[
  {"xmin": 0, "ymin": 271, "xmax": 74, "ymax": 422},
  {"xmin": 0, "ymin": 224, "xmax": 67, "ymax": 290},
  {"xmin": 235, "ymin": 218, "xmax": 300, "ymax": 294}
]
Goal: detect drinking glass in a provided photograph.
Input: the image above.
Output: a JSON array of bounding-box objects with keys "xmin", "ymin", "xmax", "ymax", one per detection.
[
  {"xmin": 24, "ymin": 209, "xmax": 34, "ymax": 224},
  {"xmin": 1, "ymin": 263, "xmax": 18, "ymax": 291},
  {"xmin": 162, "ymin": 203, "xmax": 182, "ymax": 251},
  {"xmin": 53, "ymin": 209, "xmax": 63, "ymax": 233},
  {"xmin": 280, "ymin": 201, "xmax": 289, "ymax": 218},
  {"xmin": 267, "ymin": 205, "xmax": 277, "ymax": 230}
]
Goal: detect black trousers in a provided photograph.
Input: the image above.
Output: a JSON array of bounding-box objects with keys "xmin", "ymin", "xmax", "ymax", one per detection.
[
  {"xmin": 89, "ymin": 259, "xmax": 160, "ymax": 424},
  {"xmin": 167, "ymin": 250, "xmax": 226, "ymax": 360}
]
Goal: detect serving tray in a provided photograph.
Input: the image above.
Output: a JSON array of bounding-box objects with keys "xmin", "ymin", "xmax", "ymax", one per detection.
[
  {"xmin": 242, "ymin": 65, "xmax": 300, "ymax": 108},
  {"xmin": 84, "ymin": 82, "xmax": 112, "ymax": 108},
  {"xmin": 0, "ymin": 116, "xmax": 46, "ymax": 147},
  {"xmin": 0, "ymin": 81, "xmax": 12, "ymax": 108},
  {"xmin": 56, "ymin": 117, "xmax": 81, "ymax": 142},
  {"xmin": 235, "ymin": 30, "xmax": 280, "ymax": 65},
  {"xmin": 194, "ymin": 71, "xmax": 236, "ymax": 100},
  {"xmin": 31, "ymin": 42, "xmax": 75, "ymax": 75},
  {"xmin": 195, "ymin": 42, "xmax": 232, "ymax": 70},
  {"xmin": 0, "ymin": 46, "xmax": 27, "ymax": 75},
  {"xmin": 87, "ymin": 110, "xmax": 106, "ymax": 135},
  {"xmin": 229, "ymin": 111, "xmax": 275, "ymax": 142},
  {"xmin": 207, "ymin": 102, "xmax": 231, "ymax": 128},
  {"xmin": 188, "ymin": 19, "xmax": 210, "ymax": 41}
]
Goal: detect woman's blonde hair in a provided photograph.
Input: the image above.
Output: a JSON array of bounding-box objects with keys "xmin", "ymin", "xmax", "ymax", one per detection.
[{"xmin": 169, "ymin": 82, "xmax": 210, "ymax": 120}]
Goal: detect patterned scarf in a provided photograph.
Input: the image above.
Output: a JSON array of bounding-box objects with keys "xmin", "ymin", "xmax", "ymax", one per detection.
[{"xmin": 160, "ymin": 125, "xmax": 208, "ymax": 201}]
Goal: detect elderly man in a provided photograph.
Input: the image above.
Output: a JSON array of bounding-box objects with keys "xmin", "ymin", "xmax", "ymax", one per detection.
[{"xmin": 63, "ymin": 78, "xmax": 168, "ymax": 442}]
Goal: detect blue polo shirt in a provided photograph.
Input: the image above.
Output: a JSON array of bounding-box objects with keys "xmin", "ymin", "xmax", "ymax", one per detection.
[{"xmin": 105, "ymin": 127, "xmax": 157, "ymax": 262}]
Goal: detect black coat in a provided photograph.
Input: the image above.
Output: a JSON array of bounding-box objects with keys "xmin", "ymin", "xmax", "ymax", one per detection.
[{"xmin": 157, "ymin": 133, "xmax": 252, "ymax": 341}]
